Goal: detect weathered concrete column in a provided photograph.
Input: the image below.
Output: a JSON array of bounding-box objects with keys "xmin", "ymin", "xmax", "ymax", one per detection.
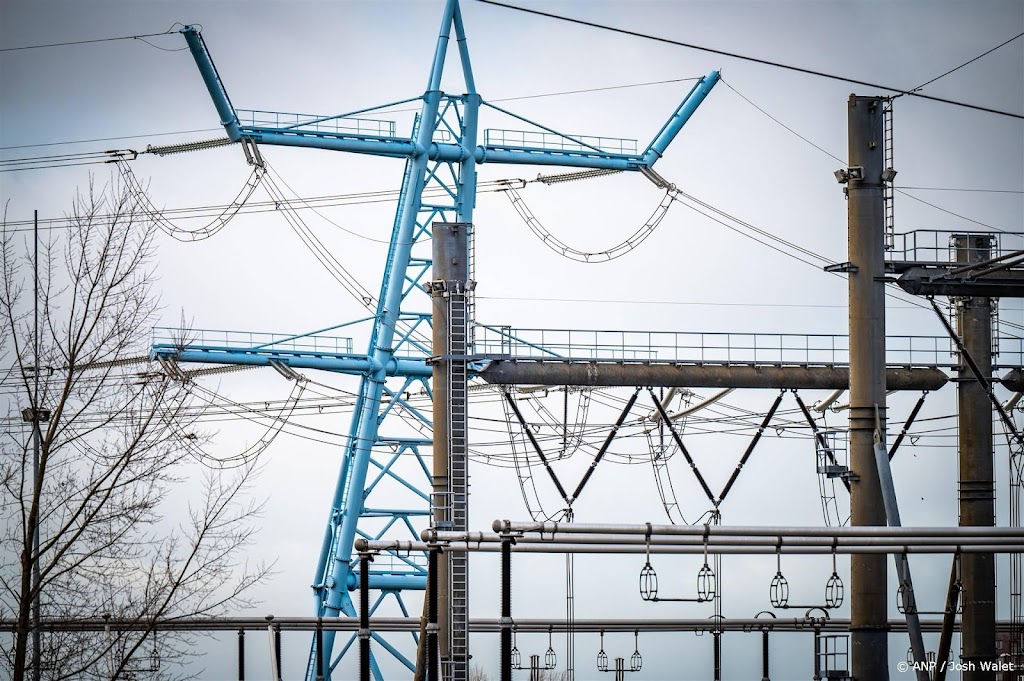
[
  {"xmin": 955, "ymin": 234, "xmax": 997, "ymax": 681},
  {"xmin": 846, "ymin": 94, "xmax": 890, "ymax": 680}
]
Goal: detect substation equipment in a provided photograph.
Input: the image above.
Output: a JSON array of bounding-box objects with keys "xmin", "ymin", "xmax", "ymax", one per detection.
[{"xmin": 145, "ymin": 1, "xmax": 1024, "ymax": 679}]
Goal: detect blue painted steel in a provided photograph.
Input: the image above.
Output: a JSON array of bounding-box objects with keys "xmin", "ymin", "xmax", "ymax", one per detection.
[
  {"xmin": 346, "ymin": 574, "xmax": 428, "ymax": 591},
  {"xmin": 642, "ymin": 70, "xmax": 720, "ymax": 165},
  {"xmin": 151, "ymin": 347, "xmax": 432, "ymax": 377},
  {"xmin": 474, "ymin": 147, "xmax": 640, "ymax": 169},
  {"xmin": 236, "ymin": 128, "xmax": 644, "ymax": 169},
  {"xmin": 180, "ymin": 27, "xmax": 241, "ymax": 142},
  {"xmin": 174, "ymin": 3, "xmax": 717, "ymax": 677}
]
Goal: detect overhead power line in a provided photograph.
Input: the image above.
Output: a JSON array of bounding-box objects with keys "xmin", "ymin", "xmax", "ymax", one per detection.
[
  {"xmin": 896, "ymin": 190, "xmax": 1013, "ymax": 233},
  {"xmin": 1, "ymin": 176, "xmax": 521, "ymax": 233},
  {"xmin": 476, "ymin": 0, "xmax": 1024, "ymax": 120},
  {"xmin": 722, "ymin": 78, "xmax": 1021, "ymax": 235},
  {"xmin": 0, "ymin": 30, "xmax": 180, "ymax": 52},
  {"xmin": 906, "ymin": 31, "xmax": 1024, "ymax": 93},
  {"xmin": 0, "ymin": 28, "xmax": 185, "ymax": 52},
  {"xmin": 0, "ymin": 129, "xmax": 223, "ymax": 152}
]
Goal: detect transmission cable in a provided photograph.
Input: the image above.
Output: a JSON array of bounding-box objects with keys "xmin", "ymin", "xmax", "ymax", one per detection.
[
  {"xmin": 0, "ymin": 150, "xmax": 138, "ymax": 173},
  {"xmin": 264, "ymin": 164, "xmax": 396, "ymax": 245},
  {"xmin": 0, "ymin": 176, "xmax": 522, "ymax": 233},
  {"xmin": 904, "ymin": 30, "xmax": 1024, "ymax": 94},
  {"xmin": 501, "ymin": 179, "xmax": 674, "ymax": 262},
  {"xmin": 259, "ymin": 165, "xmax": 378, "ymax": 309},
  {"xmin": 715, "ymin": 78, "xmax": 1022, "ymax": 318},
  {"xmin": 721, "ymin": 79, "xmax": 846, "ymax": 164},
  {"xmin": 723, "ymin": 78, "xmax": 1021, "ymax": 235},
  {"xmin": 0, "ymin": 26, "xmax": 187, "ymax": 52},
  {"xmin": 669, "ymin": 192, "xmax": 829, "ymax": 269},
  {"xmin": 895, "ymin": 189, "xmax": 1014, "ymax": 234},
  {"xmin": 476, "ymin": 0, "xmax": 1024, "ymax": 120},
  {"xmin": 115, "ymin": 156, "xmax": 264, "ymax": 242},
  {"xmin": 167, "ymin": 378, "xmax": 309, "ymax": 469}
]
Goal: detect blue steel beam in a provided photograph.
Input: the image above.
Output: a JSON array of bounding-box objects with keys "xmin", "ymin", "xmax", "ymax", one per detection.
[
  {"xmin": 346, "ymin": 574, "xmax": 427, "ymax": 591},
  {"xmin": 151, "ymin": 346, "xmax": 431, "ymax": 378},
  {"xmin": 180, "ymin": 26, "xmax": 241, "ymax": 142},
  {"xmin": 642, "ymin": 70, "xmax": 720, "ymax": 165}
]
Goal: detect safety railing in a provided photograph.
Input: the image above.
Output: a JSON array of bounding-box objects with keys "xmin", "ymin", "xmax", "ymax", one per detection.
[
  {"xmin": 887, "ymin": 230, "xmax": 1024, "ymax": 264},
  {"xmin": 237, "ymin": 109, "xmax": 396, "ymax": 138},
  {"xmin": 151, "ymin": 327, "xmax": 354, "ymax": 355},
  {"xmin": 472, "ymin": 325, "xmax": 1024, "ymax": 369},
  {"xmin": 484, "ymin": 128, "xmax": 638, "ymax": 155}
]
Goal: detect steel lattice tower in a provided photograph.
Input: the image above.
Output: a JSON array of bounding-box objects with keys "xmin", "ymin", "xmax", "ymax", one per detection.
[{"xmin": 158, "ymin": 1, "xmax": 718, "ymax": 677}]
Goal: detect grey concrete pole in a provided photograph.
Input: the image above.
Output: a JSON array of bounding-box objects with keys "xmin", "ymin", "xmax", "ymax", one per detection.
[
  {"xmin": 430, "ymin": 222, "xmax": 472, "ymax": 681},
  {"xmin": 846, "ymin": 94, "xmax": 890, "ymax": 680},
  {"xmin": 955, "ymin": 234, "xmax": 997, "ymax": 681}
]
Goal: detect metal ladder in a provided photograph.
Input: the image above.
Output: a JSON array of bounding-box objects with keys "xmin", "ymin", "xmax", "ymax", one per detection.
[
  {"xmin": 883, "ymin": 102, "xmax": 895, "ymax": 250},
  {"xmin": 446, "ymin": 283, "xmax": 470, "ymax": 681}
]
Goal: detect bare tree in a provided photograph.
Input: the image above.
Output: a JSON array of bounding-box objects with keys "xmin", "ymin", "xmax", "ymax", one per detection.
[{"xmin": 0, "ymin": 177, "xmax": 269, "ymax": 680}]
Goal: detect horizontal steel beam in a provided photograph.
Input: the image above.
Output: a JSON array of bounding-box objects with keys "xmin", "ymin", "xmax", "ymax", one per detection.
[
  {"xmin": 10, "ymin": 616, "xmax": 1019, "ymax": 634},
  {"xmin": 477, "ymin": 361, "xmax": 950, "ymax": 390},
  {"xmin": 236, "ymin": 129, "xmax": 646, "ymax": 170},
  {"xmin": 422, "ymin": 531, "xmax": 1024, "ymax": 548},
  {"xmin": 492, "ymin": 521, "xmax": 1024, "ymax": 538},
  {"xmin": 151, "ymin": 347, "xmax": 432, "ymax": 377},
  {"xmin": 897, "ymin": 266, "xmax": 1024, "ymax": 297},
  {"xmin": 155, "ymin": 345, "xmax": 1024, "ymax": 392},
  {"xmin": 359, "ymin": 539, "xmax": 1020, "ymax": 556}
]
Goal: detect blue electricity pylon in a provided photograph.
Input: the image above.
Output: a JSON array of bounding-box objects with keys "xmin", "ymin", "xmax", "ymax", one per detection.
[{"xmin": 161, "ymin": 1, "xmax": 718, "ymax": 678}]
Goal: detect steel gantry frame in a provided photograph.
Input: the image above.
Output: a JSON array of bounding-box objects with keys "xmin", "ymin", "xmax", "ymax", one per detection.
[
  {"xmin": 169, "ymin": 2, "xmax": 720, "ymax": 678},
  {"xmin": 151, "ymin": 3, "xmax": 1024, "ymax": 679}
]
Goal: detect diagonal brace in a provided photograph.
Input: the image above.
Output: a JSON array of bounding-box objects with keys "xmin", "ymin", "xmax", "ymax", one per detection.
[
  {"xmin": 929, "ymin": 299, "xmax": 1024, "ymax": 446},
  {"xmin": 569, "ymin": 388, "xmax": 641, "ymax": 504},
  {"xmin": 718, "ymin": 391, "xmax": 785, "ymax": 504},
  {"xmin": 648, "ymin": 389, "xmax": 715, "ymax": 504},
  {"xmin": 502, "ymin": 389, "xmax": 570, "ymax": 503},
  {"xmin": 889, "ymin": 391, "xmax": 928, "ymax": 461}
]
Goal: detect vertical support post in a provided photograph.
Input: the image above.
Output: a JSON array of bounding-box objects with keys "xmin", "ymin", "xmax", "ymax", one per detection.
[
  {"xmin": 761, "ymin": 630, "xmax": 770, "ymax": 681},
  {"xmin": 428, "ymin": 546, "xmax": 440, "ymax": 681},
  {"xmin": 430, "ymin": 222, "xmax": 472, "ymax": 681},
  {"xmin": 955, "ymin": 234, "xmax": 997, "ymax": 681},
  {"xmin": 315, "ymin": 618, "xmax": 325, "ymax": 681},
  {"xmin": 846, "ymin": 94, "xmax": 890, "ymax": 681},
  {"xmin": 275, "ymin": 625, "xmax": 283, "ymax": 681},
  {"xmin": 713, "ymin": 631, "xmax": 721, "ymax": 681},
  {"xmin": 813, "ymin": 628, "xmax": 822, "ymax": 681},
  {"xmin": 31, "ymin": 209, "xmax": 41, "ymax": 681},
  {"xmin": 500, "ymin": 538, "xmax": 512, "ymax": 681},
  {"xmin": 266, "ymin": 617, "xmax": 280, "ymax": 681},
  {"xmin": 360, "ymin": 552, "xmax": 372, "ymax": 681},
  {"xmin": 238, "ymin": 628, "xmax": 245, "ymax": 681}
]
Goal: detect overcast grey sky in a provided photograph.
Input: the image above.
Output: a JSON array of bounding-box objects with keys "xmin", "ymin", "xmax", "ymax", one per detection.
[{"xmin": 2, "ymin": 1, "xmax": 1023, "ymax": 679}]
